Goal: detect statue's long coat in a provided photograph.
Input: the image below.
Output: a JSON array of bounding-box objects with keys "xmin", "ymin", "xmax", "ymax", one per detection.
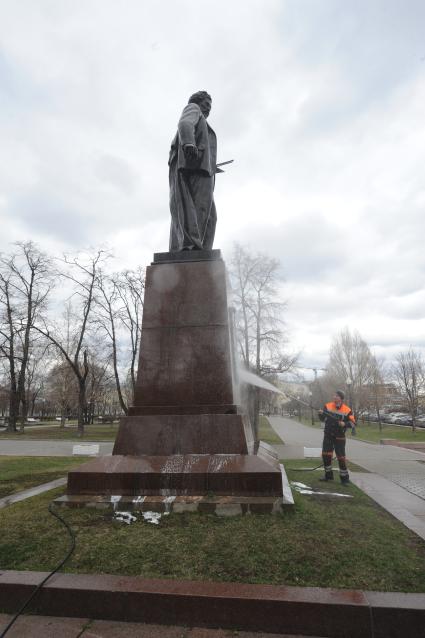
[{"xmin": 168, "ymin": 103, "xmax": 218, "ymax": 251}]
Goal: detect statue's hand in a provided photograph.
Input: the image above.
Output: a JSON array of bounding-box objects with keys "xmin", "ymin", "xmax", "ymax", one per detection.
[{"xmin": 183, "ymin": 144, "xmax": 198, "ymax": 161}]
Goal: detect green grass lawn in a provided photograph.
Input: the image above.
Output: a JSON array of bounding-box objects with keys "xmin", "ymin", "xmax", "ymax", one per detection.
[
  {"xmin": 353, "ymin": 421, "xmax": 425, "ymax": 443},
  {"xmin": 284, "ymin": 457, "xmax": 369, "ymax": 477},
  {"xmin": 297, "ymin": 416, "xmax": 425, "ymax": 443},
  {"xmin": 0, "ymin": 456, "xmax": 87, "ymax": 498},
  {"xmin": 258, "ymin": 415, "xmax": 284, "ymax": 445},
  {"xmin": 0, "ymin": 424, "xmax": 119, "ymax": 441},
  {"xmin": 1, "ymin": 461, "xmax": 424, "ymax": 592}
]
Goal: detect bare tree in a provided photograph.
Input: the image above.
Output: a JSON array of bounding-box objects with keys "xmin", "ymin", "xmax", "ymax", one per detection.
[
  {"xmin": 370, "ymin": 355, "xmax": 387, "ymax": 431},
  {"xmin": 35, "ymin": 250, "xmax": 106, "ymax": 436},
  {"xmin": 230, "ymin": 244, "xmax": 260, "ymax": 366},
  {"xmin": 95, "ymin": 267, "xmax": 144, "ymax": 414},
  {"xmin": 84, "ymin": 354, "xmax": 113, "ymax": 424},
  {"xmin": 45, "ymin": 360, "xmax": 78, "ymax": 427},
  {"xmin": 0, "ymin": 370, "xmax": 9, "ymax": 418},
  {"xmin": 327, "ymin": 328, "xmax": 375, "ymax": 417},
  {"xmin": 0, "ymin": 242, "xmax": 52, "ymax": 431},
  {"xmin": 230, "ymin": 244, "xmax": 297, "ymax": 436},
  {"xmin": 392, "ymin": 348, "xmax": 424, "ymax": 432},
  {"xmin": 25, "ymin": 341, "xmax": 50, "ymax": 418}
]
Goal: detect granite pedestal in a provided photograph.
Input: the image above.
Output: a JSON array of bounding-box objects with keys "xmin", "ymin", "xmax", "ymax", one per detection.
[{"xmin": 59, "ymin": 250, "xmax": 292, "ymax": 514}]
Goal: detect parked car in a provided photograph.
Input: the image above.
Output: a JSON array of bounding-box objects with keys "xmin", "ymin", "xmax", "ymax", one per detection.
[
  {"xmin": 386, "ymin": 412, "xmax": 407, "ymax": 424},
  {"xmin": 364, "ymin": 412, "xmax": 379, "ymax": 421},
  {"xmin": 395, "ymin": 416, "xmax": 412, "ymax": 425}
]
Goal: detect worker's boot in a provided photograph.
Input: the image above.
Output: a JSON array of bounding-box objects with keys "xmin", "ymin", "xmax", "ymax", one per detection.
[
  {"xmin": 319, "ymin": 470, "xmax": 334, "ymax": 481},
  {"xmin": 340, "ymin": 472, "xmax": 350, "ymax": 485}
]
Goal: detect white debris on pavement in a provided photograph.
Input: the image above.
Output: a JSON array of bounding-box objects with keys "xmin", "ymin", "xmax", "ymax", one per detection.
[
  {"xmin": 291, "ymin": 481, "xmax": 310, "ymax": 489},
  {"xmin": 114, "ymin": 511, "xmax": 137, "ymax": 524},
  {"xmin": 142, "ymin": 511, "xmax": 169, "ymax": 524}
]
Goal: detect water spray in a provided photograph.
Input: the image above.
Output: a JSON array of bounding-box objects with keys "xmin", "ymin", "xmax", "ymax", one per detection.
[{"xmin": 238, "ymin": 368, "xmax": 354, "ymax": 427}]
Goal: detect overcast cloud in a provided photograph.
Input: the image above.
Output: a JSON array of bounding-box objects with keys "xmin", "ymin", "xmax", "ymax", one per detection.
[{"xmin": 1, "ymin": 0, "xmax": 424, "ymax": 374}]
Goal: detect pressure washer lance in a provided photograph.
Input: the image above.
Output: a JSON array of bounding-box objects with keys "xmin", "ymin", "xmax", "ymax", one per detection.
[
  {"xmin": 279, "ymin": 390, "xmax": 357, "ymax": 435},
  {"xmin": 276, "ymin": 390, "xmax": 356, "ymax": 472}
]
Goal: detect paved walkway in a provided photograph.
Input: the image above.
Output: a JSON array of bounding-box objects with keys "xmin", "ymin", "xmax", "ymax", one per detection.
[
  {"xmin": 0, "ymin": 614, "xmax": 321, "ymax": 638},
  {"xmin": 0, "ymin": 478, "xmax": 67, "ymax": 509},
  {"xmin": 0, "ymin": 440, "xmax": 114, "ymax": 456},
  {"xmin": 270, "ymin": 416, "xmax": 425, "ymax": 540}
]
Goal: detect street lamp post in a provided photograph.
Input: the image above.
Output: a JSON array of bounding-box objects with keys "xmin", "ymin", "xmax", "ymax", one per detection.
[
  {"xmin": 309, "ymin": 390, "xmax": 314, "ymax": 425},
  {"xmin": 346, "ymin": 377, "xmax": 353, "ymax": 417},
  {"xmin": 297, "ymin": 396, "xmax": 302, "ymax": 422}
]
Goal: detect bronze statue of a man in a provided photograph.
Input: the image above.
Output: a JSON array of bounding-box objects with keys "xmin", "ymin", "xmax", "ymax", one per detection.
[{"xmin": 168, "ymin": 91, "xmax": 219, "ymax": 251}]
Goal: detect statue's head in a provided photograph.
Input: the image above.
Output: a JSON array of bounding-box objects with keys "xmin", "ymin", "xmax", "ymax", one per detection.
[{"xmin": 188, "ymin": 90, "xmax": 212, "ymax": 118}]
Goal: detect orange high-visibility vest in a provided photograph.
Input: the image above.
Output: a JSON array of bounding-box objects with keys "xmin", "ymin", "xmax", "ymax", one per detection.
[{"xmin": 324, "ymin": 402, "xmax": 356, "ymax": 425}]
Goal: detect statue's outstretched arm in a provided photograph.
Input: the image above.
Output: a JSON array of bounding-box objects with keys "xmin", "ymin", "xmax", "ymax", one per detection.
[{"xmin": 178, "ymin": 103, "xmax": 201, "ymax": 147}]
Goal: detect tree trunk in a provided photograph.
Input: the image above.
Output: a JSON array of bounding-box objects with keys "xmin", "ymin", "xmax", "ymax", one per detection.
[
  {"xmin": 77, "ymin": 381, "xmax": 86, "ymax": 436},
  {"xmin": 377, "ymin": 406, "xmax": 382, "ymax": 432},
  {"xmin": 19, "ymin": 393, "xmax": 29, "ymax": 432},
  {"xmin": 30, "ymin": 396, "xmax": 36, "ymax": 417},
  {"xmin": 110, "ymin": 317, "xmax": 128, "ymax": 415},
  {"xmin": 7, "ymin": 391, "xmax": 18, "ymax": 432}
]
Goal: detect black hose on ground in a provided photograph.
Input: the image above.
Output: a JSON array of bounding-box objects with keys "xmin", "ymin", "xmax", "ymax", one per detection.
[
  {"xmin": 0, "ymin": 503, "xmax": 76, "ymax": 638},
  {"xmin": 288, "ymin": 463, "xmax": 325, "ymax": 472}
]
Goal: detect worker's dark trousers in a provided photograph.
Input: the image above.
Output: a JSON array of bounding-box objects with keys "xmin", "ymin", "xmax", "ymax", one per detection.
[{"xmin": 322, "ymin": 431, "xmax": 349, "ymax": 480}]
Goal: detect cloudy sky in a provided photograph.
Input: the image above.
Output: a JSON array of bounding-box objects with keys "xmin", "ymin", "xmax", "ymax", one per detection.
[{"xmin": 1, "ymin": 0, "xmax": 424, "ymax": 375}]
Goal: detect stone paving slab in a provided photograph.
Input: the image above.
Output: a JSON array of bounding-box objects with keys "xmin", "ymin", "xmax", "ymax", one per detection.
[
  {"xmin": 0, "ymin": 613, "xmax": 89, "ymax": 637},
  {"xmin": 350, "ymin": 473, "xmax": 425, "ymax": 540},
  {"xmin": 86, "ymin": 619, "xmax": 322, "ymax": 637},
  {"xmin": 0, "ymin": 614, "xmax": 324, "ymax": 637}
]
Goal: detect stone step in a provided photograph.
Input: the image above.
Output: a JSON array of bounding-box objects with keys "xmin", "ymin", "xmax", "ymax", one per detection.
[{"xmin": 66, "ymin": 453, "xmax": 287, "ymax": 498}]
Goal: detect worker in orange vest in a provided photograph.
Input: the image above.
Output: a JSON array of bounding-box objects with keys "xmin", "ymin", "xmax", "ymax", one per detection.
[{"xmin": 318, "ymin": 390, "xmax": 356, "ymax": 484}]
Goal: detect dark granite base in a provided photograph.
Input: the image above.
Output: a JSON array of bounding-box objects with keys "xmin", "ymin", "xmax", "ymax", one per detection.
[
  {"xmin": 2, "ymin": 571, "xmax": 424, "ymax": 637},
  {"xmin": 153, "ymin": 249, "xmax": 222, "ymax": 263},
  {"xmin": 113, "ymin": 413, "xmax": 253, "ymax": 456},
  {"xmin": 67, "ymin": 254, "xmax": 288, "ymax": 509},
  {"xmin": 133, "ymin": 258, "xmax": 235, "ymax": 410}
]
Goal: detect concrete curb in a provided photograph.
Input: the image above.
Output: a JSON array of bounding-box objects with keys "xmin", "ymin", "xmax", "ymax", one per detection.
[{"xmin": 1, "ymin": 571, "xmax": 424, "ymax": 638}]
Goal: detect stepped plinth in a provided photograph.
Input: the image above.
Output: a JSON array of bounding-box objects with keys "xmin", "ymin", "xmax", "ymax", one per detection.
[{"xmin": 57, "ymin": 250, "xmax": 293, "ymax": 514}]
